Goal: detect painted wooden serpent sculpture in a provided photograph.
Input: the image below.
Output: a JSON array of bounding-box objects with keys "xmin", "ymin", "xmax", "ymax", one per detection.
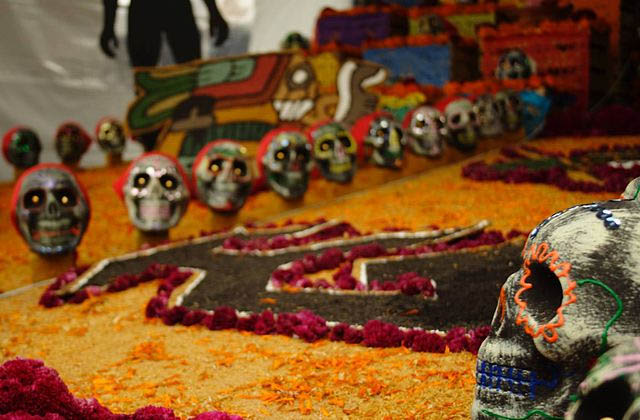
[{"xmin": 472, "ymin": 177, "xmax": 640, "ymax": 419}]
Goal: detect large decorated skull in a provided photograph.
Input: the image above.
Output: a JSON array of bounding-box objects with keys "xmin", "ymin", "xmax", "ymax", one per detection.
[
  {"xmin": 437, "ymin": 97, "xmax": 479, "ymax": 151},
  {"xmin": 566, "ymin": 337, "xmax": 640, "ymax": 419},
  {"xmin": 192, "ymin": 140, "xmax": 252, "ymax": 212},
  {"xmin": 402, "ymin": 106, "xmax": 447, "ymax": 158},
  {"xmin": 258, "ymin": 127, "xmax": 312, "ymax": 200},
  {"xmin": 2, "ymin": 126, "xmax": 42, "ymax": 169},
  {"xmin": 54, "ymin": 122, "xmax": 91, "ymax": 166},
  {"xmin": 95, "ymin": 117, "xmax": 126, "ymax": 156},
  {"xmin": 308, "ymin": 121, "xmax": 357, "ymax": 183},
  {"xmin": 352, "ymin": 111, "xmax": 406, "ymax": 169},
  {"xmin": 473, "ymin": 94, "xmax": 504, "ymax": 138},
  {"xmin": 494, "ymin": 90, "xmax": 522, "ymax": 132},
  {"xmin": 472, "ymin": 179, "xmax": 640, "ymax": 419},
  {"xmin": 11, "ymin": 164, "xmax": 90, "ymax": 255},
  {"xmin": 115, "ymin": 152, "xmax": 190, "ymax": 233}
]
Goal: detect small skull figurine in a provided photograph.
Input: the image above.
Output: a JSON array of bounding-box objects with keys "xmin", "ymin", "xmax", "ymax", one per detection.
[
  {"xmin": 2, "ymin": 126, "xmax": 42, "ymax": 169},
  {"xmin": 95, "ymin": 117, "xmax": 126, "ymax": 156},
  {"xmin": 403, "ymin": 106, "xmax": 447, "ymax": 158},
  {"xmin": 54, "ymin": 122, "xmax": 92, "ymax": 166},
  {"xmin": 11, "ymin": 164, "xmax": 90, "ymax": 255},
  {"xmin": 566, "ymin": 337, "xmax": 640, "ymax": 420},
  {"xmin": 437, "ymin": 97, "xmax": 479, "ymax": 151},
  {"xmin": 192, "ymin": 140, "xmax": 253, "ymax": 212},
  {"xmin": 353, "ymin": 112, "xmax": 406, "ymax": 169},
  {"xmin": 115, "ymin": 153, "xmax": 190, "ymax": 233},
  {"xmin": 494, "ymin": 90, "xmax": 522, "ymax": 132},
  {"xmin": 258, "ymin": 128, "xmax": 312, "ymax": 200},
  {"xmin": 308, "ymin": 121, "xmax": 357, "ymax": 183},
  {"xmin": 473, "ymin": 94, "xmax": 504, "ymax": 138},
  {"xmin": 472, "ymin": 177, "xmax": 640, "ymax": 419},
  {"xmin": 495, "ymin": 49, "xmax": 536, "ymax": 80}
]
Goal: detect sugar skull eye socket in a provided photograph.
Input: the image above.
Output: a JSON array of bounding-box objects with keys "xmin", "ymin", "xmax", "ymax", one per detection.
[
  {"xmin": 415, "ymin": 118, "xmax": 426, "ymax": 128},
  {"xmin": 232, "ymin": 160, "xmax": 247, "ymax": 176},
  {"xmin": 54, "ymin": 188, "xmax": 77, "ymax": 206},
  {"xmin": 451, "ymin": 114, "xmax": 462, "ymax": 125},
  {"xmin": 469, "ymin": 112, "xmax": 477, "ymax": 122},
  {"xmin": 320, "ymin": 140, "xmax": 333, "ymax": 152},
  {"xmin": 275, "ymin": 149, "xmax": 288, "ymax": 161},
  {"xmin": 134, "ymin": 173, "xmax": 150, "ymax": 188},
  {"xmin": 160, "ymin": 174, "xmax": 178, "ymax": 190},
  {"xmin": 338, "ymin": 135, "xmax": 352, "ymax": 149},
  {"xmin": 209, "ymin": 158, "xmax": 224, "ymax": 173},
  {"xmin": 24, "ymin": 189, "xmax": 45, "ymax": 208}
]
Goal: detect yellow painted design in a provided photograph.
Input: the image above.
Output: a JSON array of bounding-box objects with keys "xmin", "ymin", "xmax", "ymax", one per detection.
[
  {"xmin": 148, "ymin": 93, "xmax": 191, "ymax": 117},
  {"xmin": 215, "ymin": 103, "xmax": 278, "ymax": 125},
  {"xmin": 309, "ymin": 52, "xmax": 340, "ymax": 89},
  {"xmin": 157, "ymin": 131, "xmax": 186, "ymax": 157}
]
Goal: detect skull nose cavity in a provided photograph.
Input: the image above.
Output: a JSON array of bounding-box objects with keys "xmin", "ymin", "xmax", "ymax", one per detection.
[
  {"xmin": 46, "ymin": 200, "xmax": 60, "ymax": 217},
  {"xmin": 522, "ymin": 262, "xmax": 564, "ymax": 325}
]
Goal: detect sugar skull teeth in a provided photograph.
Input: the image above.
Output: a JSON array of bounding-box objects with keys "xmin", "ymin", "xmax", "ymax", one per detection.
[
  {"xmin": 308, "ymin": 121, "xmax": 357, "ymax": 183},
  {"xmin": 404, "ymin": 106, "xmax": 446, "ymax": 158},
  {"xmin": 259, "ymin": 128, "xmax": 313, "ymax": 200},
  {"xmin": 117, "ymin": 153, "xmax": 190, "ymax": 233},
  {"xmin": 193, "ymin": 140, "xmax": 253, "ymax": 213},
  {"xmin": 11, "ymin": 164, "xmax": 90, "ymax": 255},
  {"xmin": 472, "ymin": 176, "xmax": 640, "ymax": 419}
]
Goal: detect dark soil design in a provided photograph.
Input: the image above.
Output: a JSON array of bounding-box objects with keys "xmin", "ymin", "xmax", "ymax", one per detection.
[
  {"xmin": 363, "ymin": 243, "xmax": 523, "ymax": 329},
  {"xmin": 179, "ymin": 241, "xmax": 523, "ymax": 330}
]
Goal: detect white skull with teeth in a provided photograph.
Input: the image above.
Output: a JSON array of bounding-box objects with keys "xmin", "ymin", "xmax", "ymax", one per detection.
[
  {"xmin": 121, "ymin": 153, "xmax": 190, "ymax": 233},
  {"xmin": 472, "ymin": 177, "xmax": 640, "ymax": 419}
]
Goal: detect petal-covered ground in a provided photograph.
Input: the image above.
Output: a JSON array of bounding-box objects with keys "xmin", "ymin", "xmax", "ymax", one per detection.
[{"xmin": 1, "ymin": 135, "xmax": 636, "ymax": 418}]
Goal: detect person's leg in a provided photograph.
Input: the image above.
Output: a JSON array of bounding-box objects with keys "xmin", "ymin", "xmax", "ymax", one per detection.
[
  {"xmin": 127, "ymin": 0, "xmax": 163, "ymax": 67},
  {"xmin": 163, "ymin": 0, "xmax": 201, "ymax": 64}
]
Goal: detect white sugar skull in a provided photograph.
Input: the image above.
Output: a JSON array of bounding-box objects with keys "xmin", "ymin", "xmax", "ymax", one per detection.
[
  {"xmin": 119, "ymin": 153, "xmax": 190, "ymax": 233},
  {"xmin": 439, "ymin": 97, "xmax": 478, "ymax": 151},
  {"xmin": 404, "ymin": 106, "xmax": 447, "ymax": 158},
  {"xmin": 494, "ymin": 90, "xmax": 522, "ymax": 132},
  {"xmin": 472, "ymin": 178, "xmax": 640, "ymax": 419},
  {"xmin": 360, "ymin": 113, "xmax": 406, "ymax": 169},
  {"xmin": 193, "ymin": 140, "xmax": 252, "ymax": 213},
  {"xmin": 309, "ymin": 122, "xmax": 357, "ymax": 183},
  {"xmin": 474, "ymin": 94, "xmax": 504, "ymax": 138},
  {"xmin": 11, "ymin": 164, "xmax": 90, "ymax": 255},
  {"xmin": 95, "ymin": 117, "xmax": 126, "ymax": 155},
  {"xmin": 260, "ymin": 129, "xmax": 312, "ymax": 199},
  {"xmin": 566, "ymin": 337, "xmax": 640, "ymax": 420}
]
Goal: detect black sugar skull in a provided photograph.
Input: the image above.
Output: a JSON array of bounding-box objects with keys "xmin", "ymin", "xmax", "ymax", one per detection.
[
  {"xmin": 115, "ymin": 153, "xmax": 190, "ymax": 233},
  {"xmin": 2, "ymin": 126, "xmax": 42, "ymax": 169},
  {"xmin": 95, "ymin": 117, "xmax": 126, "ymax": 156},
  {"xmin": 11, "ymin": 164, "xmax": 90, "ymax": 255},
  {"xmin": 437, "ymin": 97, "xmax": 479, "ymax": 151},
  {"xmin": 473, "ymin": 94, "xmax": 504, "ymax": 138},
  {"xmin": 472, "ymin": 177, "xmax": 640, "ymax": 419},
  {"xmin": 353, "ymin": 112, "xmax": 406, "ymax": 169},
  {"xmin": 308, "ymin": 121, "xmax": 357, "ymax": 183},
  {"xmin": 54, "ymin": 122, "xmax": 91, "ymax": 166},
  {"xmin": 192, "ymin": 140, "xmax": 253, "ymax": 212},
  {"xmin": 403, "ymin": 106, "xmax": 447, "ymax": 158},
  {"xmin": 566, "ymin": 337, "xmax": 640, "ymax": 420},
  {"xmin": 258, "ymin": 128, "xmax": 312, "ymax": 200},
  {"xmin": 494, "ymin": 90, "xmax": 522, "ymax": 132}
]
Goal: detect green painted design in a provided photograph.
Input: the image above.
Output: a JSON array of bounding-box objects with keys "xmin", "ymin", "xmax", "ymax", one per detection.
[
  {"xmin": 568, "ymin": 393, "xmax": 579, "ymax": 402},
  {"xmin": 633, "ymin": 184, "xmax": 640, "ymax": 200},
  {"xmin": 576, "ymin": 278, "xmax": 624, "ymax": 354},
  {"xmin": 197, "ymin": 58, "xmax": 255, "ymax": 87},
  {"xmin": 128, "ymin": 71, "xmax": 197, "ymax": 131},
  {"xmin": 481, "ymin": 409, "xmax": 562, "ymax": 420}
]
